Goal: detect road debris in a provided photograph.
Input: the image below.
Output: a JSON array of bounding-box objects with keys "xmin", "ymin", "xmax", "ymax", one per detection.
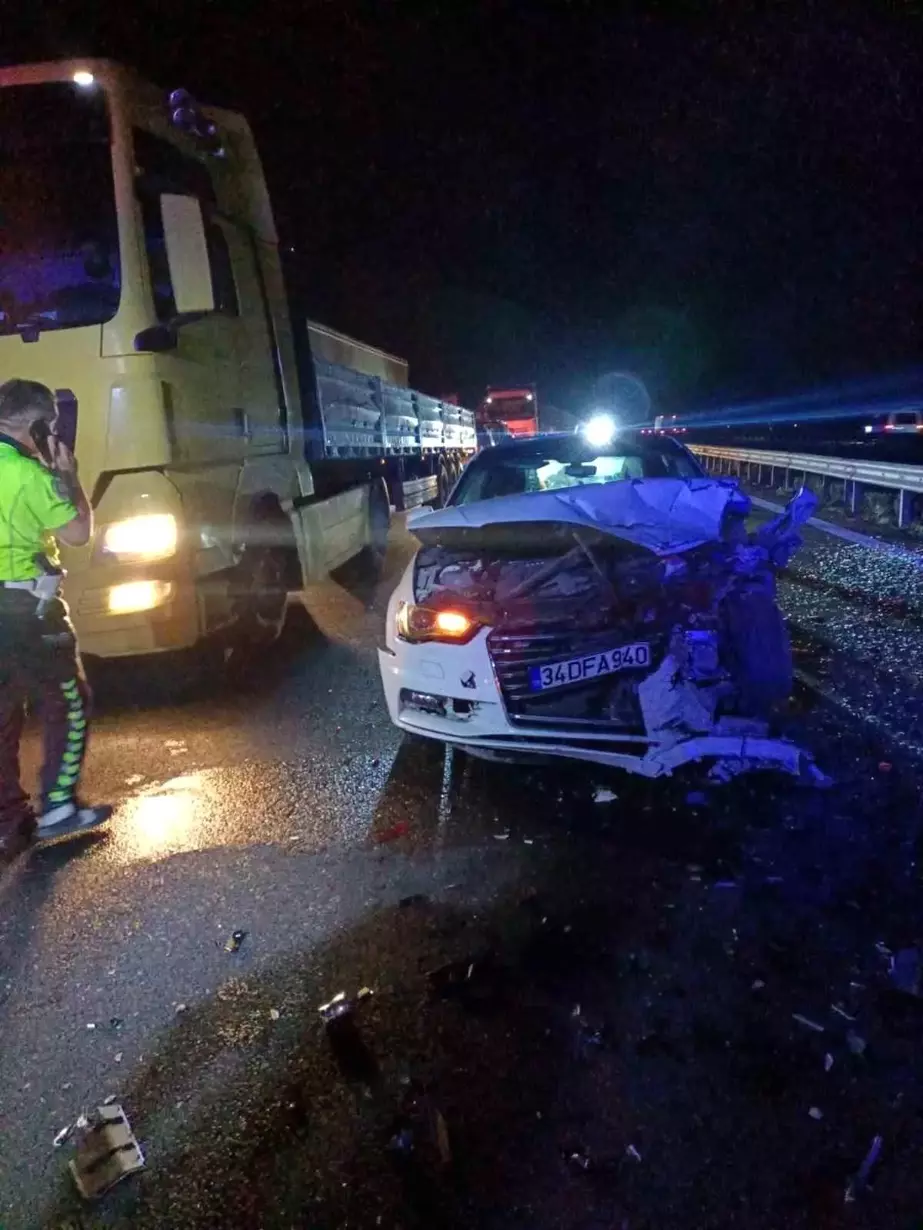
[
  {"xmin": 751, "ymin": 979, "xmax": 766, "ymax": 990},
  {"xmin": 846, "ymin": 1031, "xmax": 867, "ymax": 1056},
  {"xmin": 53, "ymin": 1123, "xmax": 75, "ymax": 1149},
  {"xmin": 114, "ymin": 1052, "xmax": 123, "ymax": 1064},
  {"xmin": 174, "ymin": 1003, "xmax": 188, "ymax": 1015},
  {"xmin": 845, "ymin": 1134, "xmax": 883, "ymax": 1203},
  {"xmin": 594, "ymin": 788, "xmax": 618, "ymax": 804},
  {"xmin": 399, "ymin": 893, "xmax": 428, "ymax": 908},
  {"xmin": 68, "ymin": 1104, "xmax": 145, "ymax": 1200},
  {"xmin": 109, "ymin": 1017, "xmax": 123, "ymax": 1031},
  {"xmin": 625, "ymin": 1144, "xmax": 642, "ymax": 1162},
  {"xmin": 318, "ymin": 986, "xmax": 374, "ymax": 1024},
  {"xmin": 493, "ymin": 831, "xmax": 510, "ymax": 840},
  {"xmin": 831, "ymin": 1002, "xmax": 856, "ymax": 1021},
  {"xmin": 792, "ymin": 1013, "xmax": 825, "ymax": 1033},
  {"xmin": 225, "ymin": 929, "xmax": 247, "ymax": 954},
  {"xmin": 808, "ymin": 1106, "xmax": 824, "ymax": 1120},
  {"xmin": 269, "ymin": 1008, "xmax": 281, "ymax": 1021},
  {"xmin": 889, "ymin": 946, "xmax": 921, "ymax": 997},
  {"xmin": 824, "ymin": 1053, "xmax": 834, "ymax": 1072}
]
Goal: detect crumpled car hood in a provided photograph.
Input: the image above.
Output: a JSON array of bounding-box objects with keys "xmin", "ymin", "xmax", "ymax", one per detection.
[{"xmin": 411, "ymin": 478, "xmax": 750, "ymax": 556}]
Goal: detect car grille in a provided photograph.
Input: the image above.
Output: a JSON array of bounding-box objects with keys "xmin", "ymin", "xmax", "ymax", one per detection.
[{"xmin": 487, "ymin": 625, "xmax": 660, "ymax": 731}]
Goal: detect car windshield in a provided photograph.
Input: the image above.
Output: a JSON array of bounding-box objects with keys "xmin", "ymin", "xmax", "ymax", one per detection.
[
  {"xmin": 451, "ymin": 436, "xmax": 704, "ymax": 505},
  {"xmin": 0, "ymin": 82, "xmax": 120, "ymax": 336}
]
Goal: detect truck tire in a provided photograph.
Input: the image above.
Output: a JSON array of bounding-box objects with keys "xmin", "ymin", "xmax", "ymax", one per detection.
[
  {"xmin": 437, "ymin": 461, "xmax": 451, "ymax": 508},
  {"xmin": 363, "ymin": 479, "xmax": 391, "ymax": 568},
  {"xmin": 232, "ymin": 504, "xmax": 296, "ymax": 649}
]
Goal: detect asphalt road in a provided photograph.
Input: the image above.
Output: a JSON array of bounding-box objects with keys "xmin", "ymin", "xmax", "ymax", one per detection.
[{"xmin": 2, "ymin": 519, "xmax": 923, "ymax": 1229}]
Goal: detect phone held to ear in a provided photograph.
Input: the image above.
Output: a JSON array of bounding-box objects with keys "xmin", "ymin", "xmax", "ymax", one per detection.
[{"xmin": 30, "ymin": 418, "xmax": 53, "ymax": 466}]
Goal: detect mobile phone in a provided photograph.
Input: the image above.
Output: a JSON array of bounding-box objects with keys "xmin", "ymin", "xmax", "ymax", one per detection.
[{"xmin": 30, "ymin": 417, "xmax": 53, "ymax": 465}]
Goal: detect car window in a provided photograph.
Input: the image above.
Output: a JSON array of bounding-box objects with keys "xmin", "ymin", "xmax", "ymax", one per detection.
[
  {"xmin": 893, "ymin": 412, "xmax": 918, "ymax": 426},
  {"xmin": 453, "ymin": 442, "xmax": 703, "ymax": 505}
]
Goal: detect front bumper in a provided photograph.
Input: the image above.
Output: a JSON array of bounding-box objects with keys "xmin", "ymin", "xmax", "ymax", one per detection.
[{"xmin": 377, "ymin": 629, "xmax": 820, "ymax": 781}]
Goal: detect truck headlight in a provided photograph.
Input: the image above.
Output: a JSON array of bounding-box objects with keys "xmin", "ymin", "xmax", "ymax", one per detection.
[
  {"xmin": 396, "ymin": 602, "xmax": 479, "ymax": 644},
  {"xmin": 102, "ymin": 514, "xmax": 178, "ymax": 561}
]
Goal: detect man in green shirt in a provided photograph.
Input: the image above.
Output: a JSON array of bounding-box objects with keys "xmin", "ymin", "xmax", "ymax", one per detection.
[{"xmin": 0, "ymin": 378, "xmax": 111, "ymax": 863}]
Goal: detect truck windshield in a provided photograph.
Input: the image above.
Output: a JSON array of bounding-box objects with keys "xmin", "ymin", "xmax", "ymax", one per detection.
[{"xmin": 0, "ymin": 82, "xmax": 120, "ymax": 337}]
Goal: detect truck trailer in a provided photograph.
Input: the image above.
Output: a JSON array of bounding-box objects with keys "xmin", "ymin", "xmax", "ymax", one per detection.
[{"xmin": 0, "ymin": 62, "xmax": 476, "ymax": 658}]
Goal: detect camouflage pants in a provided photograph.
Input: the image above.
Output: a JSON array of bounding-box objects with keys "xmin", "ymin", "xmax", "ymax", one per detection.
[{"xmin": 0, "ymin": 593, "xmax": 91, "ymax": 827}]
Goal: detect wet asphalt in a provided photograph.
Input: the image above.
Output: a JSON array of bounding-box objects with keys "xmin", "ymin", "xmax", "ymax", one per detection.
[{"xmin": 2, "ymin": 518, "xmax": 923, "ymax": 1229}]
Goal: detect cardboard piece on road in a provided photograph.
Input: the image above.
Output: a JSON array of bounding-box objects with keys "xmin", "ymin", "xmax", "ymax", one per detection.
[{"xmin": 69, "ymin": 1103, "xmax": 145, "ymax": 1200}]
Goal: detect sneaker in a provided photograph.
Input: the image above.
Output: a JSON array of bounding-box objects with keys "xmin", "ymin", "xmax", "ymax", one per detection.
[{"xmin": 35, "ymin": 801, "xmax": 112, "ymax": 841}]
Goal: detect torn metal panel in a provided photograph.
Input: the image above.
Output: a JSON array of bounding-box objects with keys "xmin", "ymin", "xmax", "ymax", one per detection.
[{"xmin": 69, "ymin": 1104, "xmax": 145, "ymax": 1200}]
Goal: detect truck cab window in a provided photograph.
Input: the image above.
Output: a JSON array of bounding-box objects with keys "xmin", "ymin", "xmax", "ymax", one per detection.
[{"xmin": 133, "ymin": 128, "xmax": 237, "ymax": 319}]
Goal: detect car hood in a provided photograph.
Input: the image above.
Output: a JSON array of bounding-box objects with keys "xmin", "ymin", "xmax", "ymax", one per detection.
[{"xmin": 411, "ymin": 478, "xmax": 749, "ymax": 556}]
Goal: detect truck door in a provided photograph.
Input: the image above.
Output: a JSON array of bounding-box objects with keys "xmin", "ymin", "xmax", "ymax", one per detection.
[{"xmin": 212, "ymin": 215, "xmax": 285, "ymax": 456}]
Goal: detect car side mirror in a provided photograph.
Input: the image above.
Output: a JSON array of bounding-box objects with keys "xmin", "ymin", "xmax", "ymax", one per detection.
[{"xmin": 160, "ymin": 193, "xmax": 215, "ymax": 315}]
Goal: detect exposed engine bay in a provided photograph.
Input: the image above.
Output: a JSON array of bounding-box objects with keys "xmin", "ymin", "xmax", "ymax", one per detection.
[{"xmin": 390, "ymin": 478, "xmax": 827, "ymax": 785}]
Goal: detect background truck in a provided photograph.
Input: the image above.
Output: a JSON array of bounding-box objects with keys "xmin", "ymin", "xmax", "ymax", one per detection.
[
  {"xmin": 476, "ymin": 385, "xmax": 539, "ymax": 437},
  {"xmin": 0, "ymin": 61, "xmax": 475, "ymax": 659}
]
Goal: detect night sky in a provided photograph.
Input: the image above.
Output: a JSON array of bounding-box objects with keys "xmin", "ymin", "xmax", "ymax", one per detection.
[{"xmin": 5, "ymin": 2, "xmax": 923, "ymax": 418}]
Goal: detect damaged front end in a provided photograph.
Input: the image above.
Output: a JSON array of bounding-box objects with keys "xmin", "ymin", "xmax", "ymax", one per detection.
[{"xmin": 394, "ymin": 479, "xmax": 826, "ymax": 785}]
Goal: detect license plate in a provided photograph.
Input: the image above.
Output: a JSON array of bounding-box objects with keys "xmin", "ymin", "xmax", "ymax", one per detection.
[{"xmin": 528, "ymin": 642, "xmax": 651, "ymax": 692}]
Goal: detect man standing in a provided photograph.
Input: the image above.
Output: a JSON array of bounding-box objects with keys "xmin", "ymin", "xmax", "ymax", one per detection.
[{"xmin": 0, "ymin": 378, "xmax": 111, "ymax": 862}]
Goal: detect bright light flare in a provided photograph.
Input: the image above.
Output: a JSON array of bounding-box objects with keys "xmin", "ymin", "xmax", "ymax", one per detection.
[
  {"xmin": 73, "ymin": 71, "xmax": 95, "ymax": 88},
  {"xmin": 582, "ymin": 413, "xmax": 617, "ymax": 449},
  {"xmin": 434, "ymin": 609, "xmax": 472, "ymax": 636},
  {"xmin": 102, "ymin": 513, "xmax": 178, "ymax": 561}
]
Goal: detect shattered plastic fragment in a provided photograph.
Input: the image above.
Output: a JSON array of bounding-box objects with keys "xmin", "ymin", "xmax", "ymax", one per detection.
[
  {"xmin": 175, "ymin": 1003, "xmax": 188, "ymax": 1014},
  {"xmin": 594, "ymin": 788, "xmax": 618, "ymax": 804},
  {"xmin": 225, "ymin": 929, "xmax": 248, "ymax": 953},
  {"xmin": 625, "ymin": 1144, "xmax": 642, "ymax": 1162},
  {"xmin": 831, "ymin": 1002, "xmax": 856, "ymax": 1021},
  {"xmin": 68, "ymin": 1104, "xmax": 145, "ymax": 1200},
  {"xmin": 824, "ymin": 1053, "xmax": 834, "ymax": 1072},
  {"xmin": 845, "ymin": 1135, "xmax": 883, "ymax": 1203},
  {"xmin": 808, "ymin": 1106, "xmax": 824, "ymax": 1120},
  {"xmin": 269, "ymin": 1008, "xmax": 281, "ymax": 1021},
  {"xmin": 53, "ymin": 1123, "xmax": 74, "ymax": 1149},
  {"xmin": 792, "ymin": 1013, "xmax": 825, "ymax": 1033}
]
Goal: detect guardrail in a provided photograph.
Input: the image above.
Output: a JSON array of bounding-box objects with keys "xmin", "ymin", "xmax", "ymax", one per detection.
[{"xmin": 690, "ymin": 444, "xmax": 923, "ymax": 527}]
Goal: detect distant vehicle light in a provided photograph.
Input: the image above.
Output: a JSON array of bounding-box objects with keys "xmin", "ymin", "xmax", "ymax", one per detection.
[
  {"xmin": 864, "ymin": 425, "xmax": 873, "ymax": 433},
  {"xmin": 485, "ymin": 396, "xmax": 493, "ymax": 404},
  {"xmin": 525, "ymin": 392, "xmax": 534, "ymax": 401},
  {"xmin": 73, "ymin": 71, "xmax": 95, "ymax": 88},
  {"xmin": 582, "ymin": 413, "xmax": 617, "ymax": 449}
]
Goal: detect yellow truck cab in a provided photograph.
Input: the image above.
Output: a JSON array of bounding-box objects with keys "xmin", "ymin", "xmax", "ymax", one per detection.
[{"xmin": 0, "ymin": 61, "xmax": 475, "ymax": 658}]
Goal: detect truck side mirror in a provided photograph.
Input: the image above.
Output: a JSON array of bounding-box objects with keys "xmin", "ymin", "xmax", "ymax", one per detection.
[{"xmin": 160, "ymin": 193, "xmax": 215, "ymax": 315}]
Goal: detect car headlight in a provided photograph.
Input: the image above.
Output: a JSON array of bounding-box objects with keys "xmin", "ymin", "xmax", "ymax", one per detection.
[
  {"xmin": 396, "ymin": 602, "xmax": 480, "ymax": 644},
  {"xmin": 101, "ymin": 514, "xmax": 178, "ymax": 562}
]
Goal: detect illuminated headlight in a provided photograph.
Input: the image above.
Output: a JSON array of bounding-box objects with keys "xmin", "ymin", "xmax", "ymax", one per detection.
[
  {"xmin": 102, "ymin": 514, "xmax": 178, "ymax": 561},
  {"xmin": 396, "ymin": 602, "xmax": 479, "ymax": 645},
  {"xmin": 108, "ymin": 580, "xmax": 174, "ymax": 615},
  {"xmin": 582, "ymin": 413, "xmax": 617, "ymax": 449},
  {"xmin": 863, "ymin": 425, "xmax": 873, "ymax": 433}
]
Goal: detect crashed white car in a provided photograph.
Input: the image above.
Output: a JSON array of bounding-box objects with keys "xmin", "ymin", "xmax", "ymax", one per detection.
[{"xmin": 379, "ymin": 432, "xmax": 825, "ymax": 784}]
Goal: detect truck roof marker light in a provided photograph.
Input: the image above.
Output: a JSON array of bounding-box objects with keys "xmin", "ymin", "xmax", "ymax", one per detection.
[{"xmin": 73, "ymin": 71, "xmax": 95, "ymax": 88}]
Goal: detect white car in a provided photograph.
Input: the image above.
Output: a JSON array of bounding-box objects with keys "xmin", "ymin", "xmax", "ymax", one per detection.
[{"xmin": 379, "ymin": 432, "xmax": 825, "ymax": 785}]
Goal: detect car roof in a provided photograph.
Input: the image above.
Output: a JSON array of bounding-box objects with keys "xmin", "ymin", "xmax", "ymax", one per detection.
[{"xmin": 478, "ymin": 430, "xmax": 678, "ymax": 454}]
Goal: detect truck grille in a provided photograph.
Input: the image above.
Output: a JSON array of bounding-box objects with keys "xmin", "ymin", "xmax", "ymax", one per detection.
[{"xmin": 487, "ymin": 625, "xmax": 658, "ymax": 731}]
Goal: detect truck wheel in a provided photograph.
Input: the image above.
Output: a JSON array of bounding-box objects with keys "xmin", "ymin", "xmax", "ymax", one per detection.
[
  {"xmin": 364, "ymin": 479, "xmax": 391, "ymax": 568},
  {"xmin": 437, "ymin": 461, "xmax": 451, "ymax": 508},
  {"xmin": 233, "ymin": 508, "xmax": 295, "ymax": 648}
]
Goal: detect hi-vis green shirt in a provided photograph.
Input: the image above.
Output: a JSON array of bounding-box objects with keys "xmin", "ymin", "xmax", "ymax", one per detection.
[{"xmin": 0, "ymin": 436, "xmax": 78, "ymax": 580}]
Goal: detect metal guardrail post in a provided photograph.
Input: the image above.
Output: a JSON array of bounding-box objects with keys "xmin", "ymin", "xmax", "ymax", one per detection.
[
  {"xmin": 898, "ymin": 488, "xmax": 914, "ymax": 529},
  {"xmin": 846, "ymin": 479, "xmax": 863, "ymax": 515}
]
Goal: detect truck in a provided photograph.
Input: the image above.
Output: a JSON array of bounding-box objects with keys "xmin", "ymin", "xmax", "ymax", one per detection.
[
  {"xmin": 476, "ymin": 385, "xmax": 538, "ymax": 438},
  {"xmin": 0, "ymin": 61, "xmax": 476, "ymax": 659}
]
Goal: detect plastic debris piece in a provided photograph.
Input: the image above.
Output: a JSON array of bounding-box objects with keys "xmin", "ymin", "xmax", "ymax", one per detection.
[
  {"xmin": 114, "ymin": 1053, "xmax": 123, "ymax": 1064},
  {"xmin": 831, "ymin": 1002, "xmax": 856, "ymax": 1021},
  {"xmin": 376, "ymin": 820, "xmax": 409, "ymax": 844},
  {"xmin": 102, "ymin": 1094, "xmax": 118, "ymax": 1106},
  {"xmin": 86, "ymin": 1023, "xmax": 96, "ymax": 1031},
  {"xmin": 399, "ymin": 893, "xmax": 428, "ymax": 908},
  {"xmin": 889, "ymin": 947, "xmax": 922, "ymax": 997},
  {"xmin": 318, "ymin": 986, "xmax": 374, "ymax": 1025},
  {"xmin": 625, "ymin": 1144, "xmax": 642, "ymax": 1162},
  {"xmin": 845, "ymin": 1134, "xmax": 883, "ymax": 1203},
  {"xmin": 53, "ymin": 1123, "xmax": 74, "ymax": 1149},
  {"xmin": 69, "ymin": 1103, "xmax": 145, "ymax": 1200},
  {"xmin": 846, "ymin": 1031, "xmax": 867, "ymax": 1056},
  {"xmin": 792, "ymin": 1013, "xmax": 825, "ymax": 1033},
  {"xmin": 565, "ymin": 1147, "xmax": 593, "ymax": 1173},
  {"xmin": 493, "ymin": 831, "xmax": 510, "ymax": 841},
  {"xmin": 175, "ymin": 1003, "xmax": 188, "ymax": 1014},
  {"xmin": 109, "ymin": 1017, "xmax": 123, "ymax": 1031},
  {"xmin": 225, "ymin": 929, "xmax": 247, "ymax": 954},
  {"xmin": 875, "ymin": 941, "xmax": 893, "ymax": 958},
  {"xmin": 594, "ymin": 788, "xmax": 618, "ymax": 804},
  {"xmin": 808, "ymin": 1106, "xmax": 824, "ymax": 1120},
  {"xmin": 751, "ymin": 979, "xmax": 766, "ymax": 990},
  {"xmin": 523, "ymin": 837, "xmax": 534, "ymax": 845},
  {"xmin": 824, "ymin": 1053, "xmax": 834, "ymax": 1072},
  {"xmin": 269, "ymin": 1008, "xmax": 281, "ymax": 1021},
  {"xmin": 75, "ymin": 1113, "xmax": 90, "ymax": 1130}
]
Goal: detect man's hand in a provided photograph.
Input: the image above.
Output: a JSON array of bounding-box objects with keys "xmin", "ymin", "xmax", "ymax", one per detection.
[{"xmin": 47, "ymin": 436, "xmax": 78, "ymax": 476}]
